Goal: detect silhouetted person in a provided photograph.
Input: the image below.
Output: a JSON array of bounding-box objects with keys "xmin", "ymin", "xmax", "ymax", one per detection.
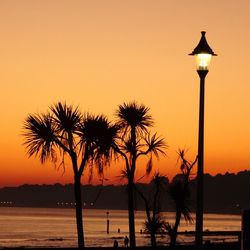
[
  {"xmin": 113, "ymin": 239, "xmax": 118, "ymax": 249},
  {"xmin": 124, "ymin": 236, "xmax": 129, "ymax": 247},
  {"xmin": 118, "ymin": 228, "xmax": 120, "ymax": 233}
]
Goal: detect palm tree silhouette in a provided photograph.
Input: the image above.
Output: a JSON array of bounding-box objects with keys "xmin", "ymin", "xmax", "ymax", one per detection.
[
  {"xmin": 167, "ymin": 149, "xmax": 197, "ymax": 248},
  {"xmin": 135, "ymin": 173, "xmax": 168, "ymax": 247},
  {"xmin": 115, "ymin": 101, "xmax": 166, "ymax": 248},
  {"xmin": 23, "ymin": 102, "xmax": 118, "ymax": 248}
]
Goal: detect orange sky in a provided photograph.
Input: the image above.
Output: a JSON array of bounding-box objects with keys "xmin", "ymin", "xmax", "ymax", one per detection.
[{"xmin": 0, "ymin": 0, "xmax": 250, "ymax": 187}]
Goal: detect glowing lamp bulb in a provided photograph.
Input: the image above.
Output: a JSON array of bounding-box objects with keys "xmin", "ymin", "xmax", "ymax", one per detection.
[{"xmin": 195, "ymin": 53, "xmax": 212, "ymax": 71}]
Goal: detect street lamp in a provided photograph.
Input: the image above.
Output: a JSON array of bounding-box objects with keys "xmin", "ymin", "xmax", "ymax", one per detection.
[
  {"xmin": 189, "ymin": 31, "xmax": 217, "ymax": 249},
  {"xmin": 106, "ymin": 211, "xmax": 110, "ymax": 234}
]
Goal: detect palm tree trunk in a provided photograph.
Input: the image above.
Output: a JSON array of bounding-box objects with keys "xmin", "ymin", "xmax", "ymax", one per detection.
[
  {"xmin": 134, "ymin": 185, "xmax": 156, "ymax": 247},
  {"xmin": 127, "ymin": 178, "xmax": 136, "ymax": 248},
  {"xmin": 74, "ymin": 175, "xmax": 85, "ymax": 248},
  {"xmin": 170, "ymin": 210, "xmax": 181, "ymax": 248},
  {"xmin": 144, "ymin": 199, "xmax": 156, "ymax": 247},
  {"xmin": 150, "ymin": 231, "xmax": 157, "ymax": 248}
]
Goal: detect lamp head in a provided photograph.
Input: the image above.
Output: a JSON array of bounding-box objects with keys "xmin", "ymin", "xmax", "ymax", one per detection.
[{"xmin": 189, "ymin": 31, "xmax": 217, "ymax": 71}]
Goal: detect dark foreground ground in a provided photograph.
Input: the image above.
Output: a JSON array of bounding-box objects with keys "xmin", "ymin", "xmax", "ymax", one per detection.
[{"xmin": 0, "ymin": 242, "xmax": 240, "ymax": 250}]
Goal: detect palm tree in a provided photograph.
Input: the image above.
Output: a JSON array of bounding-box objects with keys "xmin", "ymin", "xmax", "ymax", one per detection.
[
  {"xmin": 167, "ymin": 149, "xmax": 197, "ymax": 248},
  {"xmin": 23, "ymin": 102, "xmax": 118, "ymax": 248},
  {"xmin": 135, "ymin": 173, "xmax": 168, "ymax": 247},
  {"xmin": 115, "ymin": 101, "xmax": 166, "ymax": 248}
]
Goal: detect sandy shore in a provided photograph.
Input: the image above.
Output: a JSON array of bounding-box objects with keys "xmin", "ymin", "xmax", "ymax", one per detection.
[{"xmin": 0, "ymin": 242, "xmax": 240, "ymax": 250}]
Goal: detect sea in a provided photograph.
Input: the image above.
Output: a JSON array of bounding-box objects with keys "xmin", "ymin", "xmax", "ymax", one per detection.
[{"xmin": 0, "ymin": 207, "xmax": 241, "ymax": 248}]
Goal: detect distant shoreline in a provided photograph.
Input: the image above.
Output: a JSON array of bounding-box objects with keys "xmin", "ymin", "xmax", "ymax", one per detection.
[
  {"xmin": 0, "ymin": 205, "xmax": 243, "ymax": 216},
  {"xmin": 1, "ymin": 170, "xmax": 250, "ymax": 215}
]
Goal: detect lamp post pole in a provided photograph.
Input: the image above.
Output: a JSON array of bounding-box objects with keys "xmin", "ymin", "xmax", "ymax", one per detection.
[
  {"xmin": 196, "ymin": 69, "xmax": 208, "ymax": 248},
  {"xmin": 189, "ymin": 31, "xmax": 217, "ymax": 250},
  {"xmin": 106, "ymin": 211, "xmax": 110, "ymax": 234}
]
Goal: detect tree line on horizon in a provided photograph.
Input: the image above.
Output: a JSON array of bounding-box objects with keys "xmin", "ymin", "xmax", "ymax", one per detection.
[
  {"xmin": 1, "ymin": 171, "xmax": 247, "ymax": 212},
  {"xmin": 22, "ymin": 101, "xmax": 195, "ymax": 248}
]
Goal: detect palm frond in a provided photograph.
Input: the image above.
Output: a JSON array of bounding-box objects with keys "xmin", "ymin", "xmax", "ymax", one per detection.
[
  {"xmin": 146, "ymin": 156, "xmax": 153, "ymax": 176},
  {"xmin": 177, "ymin": 148, "xmax": 191, "ymax": 168},
  {"xmin": 23, "ymin": 113, "xmax": 58, "ymax": 163},
  {"xmin": 50, "ymin": 102, "xmax": 82, "ymax": 147},
  {"xmin": 115, "ymin": 101, "xmax": 153, "ymax": 134},
  {"xmin": 88, "ymin": 161, "xmax": 94, "ymax": 183},
  {"xmin": 144, "ymin": 214, "xmax": 166, "ymax": 234},
  {"xmin": 176, "ymin": 148, "xmax": 197, "ymax": 179},
  {"xmin": 144, "ymin": 133, "xmax": 167, "ymax": 159},
  {"xmin": 151, "ymin": 173, "xmax": 169, "ymax": 187},
  {"xmin": 182, "ymin": 206, "xmax": 193, "ymax": 224},
  {"xmin": 78, "ymin": 114, "xmax": 119, "ymax": 174}
]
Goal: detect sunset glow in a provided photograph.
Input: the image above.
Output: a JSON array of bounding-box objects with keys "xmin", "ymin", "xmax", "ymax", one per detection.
[{"xmin": 0, "ymin": 0, "xmax": 250, "ymax": 187}]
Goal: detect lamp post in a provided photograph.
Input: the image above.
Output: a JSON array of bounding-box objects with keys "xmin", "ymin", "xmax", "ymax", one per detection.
[
  {"xmin": 106, "ymin": 211, "xmax": 110, "ymax": 234},
  {"xmin": 189, "ymin": 31, "xmax": 217, "ymax": 249}
]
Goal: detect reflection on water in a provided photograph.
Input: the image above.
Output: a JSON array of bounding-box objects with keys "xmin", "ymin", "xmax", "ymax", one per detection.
[{"xmin": 0, "ymin": 207, "xmax": 241, "ymax": 248}]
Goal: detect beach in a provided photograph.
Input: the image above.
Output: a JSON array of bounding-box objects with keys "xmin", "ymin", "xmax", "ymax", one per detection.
[
  {"xmin": 0, "ymin": 207, "xmax": 241, "ymax": 248},
  {"xmin": 0, "ymin": 242, "xmax": 241, "ymax": 250}
]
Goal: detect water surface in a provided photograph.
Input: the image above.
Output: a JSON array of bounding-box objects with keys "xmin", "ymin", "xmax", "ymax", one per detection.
[{"xmin": 0, "ymin": 207, "xmax": 241, "ymax": 248}]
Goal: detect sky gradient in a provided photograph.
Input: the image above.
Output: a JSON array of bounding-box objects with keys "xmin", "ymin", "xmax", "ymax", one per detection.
[{"xmin": 0, "ymin": 0, "xmax": 250, "ymax": 186}]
